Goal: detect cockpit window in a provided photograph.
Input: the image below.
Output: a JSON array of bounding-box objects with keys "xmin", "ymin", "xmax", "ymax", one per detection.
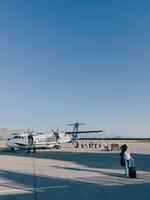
[
  {"xmin": 13, "ymin": 136, "xmax": 19, "ymax": 139},
  {"xmin": 13, "ymin": 136, "xmax": 21, "ymax": 139},
  {"xmin": 13, "ymin": 135, "xmax": 25, "ymax": 139}
]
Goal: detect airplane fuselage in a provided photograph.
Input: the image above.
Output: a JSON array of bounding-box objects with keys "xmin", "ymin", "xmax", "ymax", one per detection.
[{"xmin": 6, "ymin": 132, "xmax": 71, "ymax": 150}]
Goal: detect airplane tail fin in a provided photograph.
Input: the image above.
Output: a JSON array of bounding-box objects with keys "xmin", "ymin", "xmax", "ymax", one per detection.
[{"xmin": 67, "ymin": 122, "xmax": 86, "ymax": 141}]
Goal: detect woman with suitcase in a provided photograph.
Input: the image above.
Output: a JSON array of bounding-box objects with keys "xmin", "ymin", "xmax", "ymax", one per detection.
[{"xmin": 120, "ymin": 144, "xmax": 134, "ymax": 177}]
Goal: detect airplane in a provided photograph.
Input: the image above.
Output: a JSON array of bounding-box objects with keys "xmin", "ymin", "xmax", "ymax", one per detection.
[
  {"xmin": 6, "ymin": 123, "xmax": 103, "ymax": 151},
  {"xmin": 6, "ymin": 129, "xmax": 71, "ymax": 151}
]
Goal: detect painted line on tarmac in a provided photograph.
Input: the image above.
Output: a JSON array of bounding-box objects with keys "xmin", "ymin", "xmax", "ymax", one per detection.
[
  {"xmin": 36, "ymin": 185, "xmax": 68, "ymax": 190},
  {"xmin": 0, "ymin": 185, "xmax": 68, "ymax": 194}
]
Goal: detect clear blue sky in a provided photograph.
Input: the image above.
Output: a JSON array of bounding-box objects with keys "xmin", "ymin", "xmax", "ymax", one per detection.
[{"xmin": 0, "ymin": 0, "xmax": 150, "ymax": 137}]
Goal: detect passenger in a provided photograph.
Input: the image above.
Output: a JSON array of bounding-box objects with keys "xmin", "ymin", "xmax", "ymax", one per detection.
[
  {"xmin": 82, "ymin": 142, "xmax": 84, "ymax": 148},
  {"xmin": 33, "ymin": 141, "xmax": 36, "ymax": 153},
  {"xmin": 107, "ymin": 141, "xmax": 110, "ymax": 151},
  {"xmin": 27, "ymin": 135, "xmax": 33, "ymax": 153},
  {"xmin": 75, "ymin": 141, "xmax": 79, "ymax": 148},
  {"xmin": 99, "ymin": 142, "xmax": 102, "ymax": 150},
  {"xmin": 88, "ymin": 142, "xmax": 91, "ymax": 148},
  {"xmin": 94, "ymin": 143, "xmax": 97, "ymax": 149},
  {"xmin": 104, "ymin": 142, "xmax": 108, "ymax": 151},
  {"xmin": 120, "ymin": 144, "xmax": 132, "ymax": 177}
]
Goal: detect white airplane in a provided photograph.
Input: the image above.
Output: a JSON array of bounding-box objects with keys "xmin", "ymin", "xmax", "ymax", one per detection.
[
  {"xmin": 6, "ymin": 129, "xmax": 71, "ymax": 151},
  {"xmin": 6, "ymin": 122, "xmax": 103, "ymax": 151}
]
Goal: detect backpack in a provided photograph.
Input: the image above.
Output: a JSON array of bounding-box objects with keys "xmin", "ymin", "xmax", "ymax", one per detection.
[{"xmin": 120, "ymin": 154, "xmax": 125, "ymax": 167}]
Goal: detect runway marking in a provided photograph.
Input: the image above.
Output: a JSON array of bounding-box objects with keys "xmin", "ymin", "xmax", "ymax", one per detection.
[{"xmin": 0, "ymin": 185, "xmax": 68, "ymax": 194}]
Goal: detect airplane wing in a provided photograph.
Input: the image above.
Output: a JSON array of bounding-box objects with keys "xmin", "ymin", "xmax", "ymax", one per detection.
[{"xmin": 65, "ymin": 130, "xmax": 103, "ymax": 134}]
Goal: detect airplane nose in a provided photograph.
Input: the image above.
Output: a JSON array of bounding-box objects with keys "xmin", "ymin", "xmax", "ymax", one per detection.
[{"xmin": 6, "ymin": 140, "xmax": 13, "ymax": 147}]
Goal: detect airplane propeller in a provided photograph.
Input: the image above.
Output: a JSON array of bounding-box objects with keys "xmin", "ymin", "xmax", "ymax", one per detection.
[{"xmin": 52, "ymin": 127, "xmax": 60, "ymax": 141}]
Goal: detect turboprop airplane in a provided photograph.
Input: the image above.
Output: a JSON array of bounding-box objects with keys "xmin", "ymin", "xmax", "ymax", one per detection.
[
  {"xmin": 6, "ymin": 129, "xmax": 71, "ymax": 151},
  {"xmin": 6, "ymin": 123, "xmax": 103, "ymax": 151}
]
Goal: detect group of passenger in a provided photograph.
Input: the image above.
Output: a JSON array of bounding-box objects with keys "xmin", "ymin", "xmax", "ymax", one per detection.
[{"xmin": 75, "ymin": 141, "xmax": 111, "ymax": 151}]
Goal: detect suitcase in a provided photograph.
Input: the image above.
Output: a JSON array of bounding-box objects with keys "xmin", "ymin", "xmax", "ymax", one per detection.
[
  {"xmin": 129, "ymin": 159, "xmax": 137, "ymax": 178},
  {"xmin": 129, "ymin": 167, "xmax": 137, "ymax": 178}
]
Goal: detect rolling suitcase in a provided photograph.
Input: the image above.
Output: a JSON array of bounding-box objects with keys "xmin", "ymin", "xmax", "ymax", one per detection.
[{"xmin": 129, "ymin": 159, "xmax": 137, "ymax": 178}]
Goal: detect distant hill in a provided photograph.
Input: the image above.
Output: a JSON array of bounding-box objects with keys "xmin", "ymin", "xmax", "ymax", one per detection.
[
  {"xmin": 0, "ymin": 128, "xmax": 24, "ymax": 140},
  {"xmin": 0, "ymin": 128, "xmax": 13, "ymax": 140},
  {"xmin": 78, "ymin": 132, "xmax": 150, "ymax": 140},
  {"xmin": 78, "ymin": 132, "xmax": 124, "ymax": 139}
]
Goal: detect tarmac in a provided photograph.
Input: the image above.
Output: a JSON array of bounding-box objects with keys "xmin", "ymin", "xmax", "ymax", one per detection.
[{"xmin": 0, "ymin": 142, "xmax": 150, "ymax": 200}]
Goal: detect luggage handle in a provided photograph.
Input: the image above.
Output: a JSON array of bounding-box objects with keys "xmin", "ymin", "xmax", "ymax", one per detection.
[{"xmin": 129, "ymin": 159, "xmax": 134, "ymax": 167}]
